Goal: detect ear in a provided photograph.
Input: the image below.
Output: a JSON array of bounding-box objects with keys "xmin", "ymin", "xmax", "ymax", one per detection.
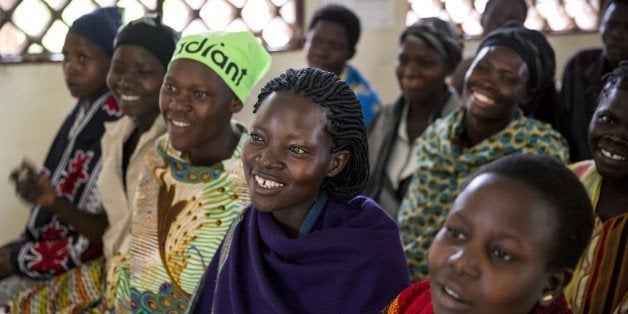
[
  {"xmin": 326, "ymin": 150, "xmax": 350, "ymax": 177},
  {"xmin": 538, "ymin": 269, "xmax": 572, "ymax": 307},
  {"xmin": 230, "ymin": 97, "xmax": 243, "ymax": 114}
]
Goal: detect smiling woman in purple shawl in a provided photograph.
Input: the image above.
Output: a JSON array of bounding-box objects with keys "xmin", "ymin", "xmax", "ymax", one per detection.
[{"xmin": 188, "ymin": 67, "xmax": 411, "ymax": 313}]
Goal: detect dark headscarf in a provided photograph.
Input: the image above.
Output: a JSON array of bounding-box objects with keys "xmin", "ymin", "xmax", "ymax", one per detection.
[
  {"xmin": 400, "ymin": 17, "xmax": 464, "ymax": 66},
  {"xmin": 68, "ymin": 6, "xmax": 123, "ymax": 56},
  {"xmin": 114, "ymin": 15, "xmax": 180, "ymax": 69},
  {"xmin": 478, "ymin": 23, "xmax": 556, "ymax": 91},
  {"xmin": 309, "ymin": 4, "xmax": 360, "ymax": 49}
]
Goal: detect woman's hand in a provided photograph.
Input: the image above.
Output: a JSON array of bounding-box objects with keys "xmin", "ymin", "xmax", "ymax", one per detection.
[{"xmin": 9, "ymin": 159, "xmax": 56, "ymax": 208}]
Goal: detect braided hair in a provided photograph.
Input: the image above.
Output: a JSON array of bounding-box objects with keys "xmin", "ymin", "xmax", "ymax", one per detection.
[{"xmin": 253, "ymin": 67, "xmax": 369, "ymax": 201}]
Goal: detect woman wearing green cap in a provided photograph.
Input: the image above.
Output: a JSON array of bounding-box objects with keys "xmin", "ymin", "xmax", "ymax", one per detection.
[
  {"xmin": 106, "ymin": 30, "xmax": 271, "ymax": 312},
  {"xmin": 398, "ymin": 24, "xmax": 570, "ymax": 282}
]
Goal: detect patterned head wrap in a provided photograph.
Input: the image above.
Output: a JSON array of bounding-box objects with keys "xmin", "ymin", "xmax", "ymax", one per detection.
[
  {"xmin": 68, "ymin": 6, "xmax": 123, "ymax": 56},
  {"xmin": 170, "ymin": 31, "xmax": 272, "ymax": 103},
  {"xmin": 478, "ymin": 23, "xmax": 556, "ymax": 91},
  {"xmin": 399, "ymin": 17, "xmax": 463, "ymax": 65},
  {"xmin": 114, "ymin": 15, "xmax": 180, "ymax": 70}
]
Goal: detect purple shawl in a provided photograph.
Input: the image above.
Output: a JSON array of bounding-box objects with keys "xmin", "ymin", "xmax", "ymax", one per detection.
[{"xmin": 191, "ymin": 195, "xmax": 411, "ymax": 313}]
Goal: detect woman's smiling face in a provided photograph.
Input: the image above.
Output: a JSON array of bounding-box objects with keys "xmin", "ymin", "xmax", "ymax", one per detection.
[
  {"xmin": 107, "ymin": 45, "xmax": 164, "ymax": 127},
  {"xmin": 242, "ymin": 91, "xmax": 348, "ymax": 233},
  {"xmin": 159, "ymin": 59, "xmax": 240, "ymax": 158},
  {"xmin": 588, "ymin": 87, "xmax": 628, "ymax": 178},
  {"xmin": 463, "ymin": 45, "xmax": 530, "ymax": 124}
]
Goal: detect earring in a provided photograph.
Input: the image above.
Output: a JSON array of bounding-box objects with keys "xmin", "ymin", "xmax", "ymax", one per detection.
[{"xmin": 541, "ymin": 294, "xmax": 553, "ymax": 302}]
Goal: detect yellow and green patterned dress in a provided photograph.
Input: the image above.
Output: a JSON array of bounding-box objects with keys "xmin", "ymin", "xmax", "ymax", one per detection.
[
  {"xmin": 106, "ymin": 122, "xmax": 250, "ymax": 312},
  {"xmin": 398, "ymin": 107, "xmax": 569, "ymax": 282}
]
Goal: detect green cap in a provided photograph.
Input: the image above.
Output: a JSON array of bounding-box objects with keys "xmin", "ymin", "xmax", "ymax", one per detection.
[{"xmin": 170, "ymin": 31, "xmax": 272, "ymax": 103}]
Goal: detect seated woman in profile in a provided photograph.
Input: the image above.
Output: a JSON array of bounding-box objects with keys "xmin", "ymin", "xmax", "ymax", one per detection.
[
  {"xmin": 387, "ymin": 154, "xmax": 594, "ymax": 313},
  {"xmin": 399, "ymin": 24, "xmax": 570, "ymax": 281},
  {"xmin": 189, "ymin": 67, "xmax": 411, "ymax": 313},
  {"xmin": 565, "ymin": 61, "xmax": 628, "ymax": 313}
]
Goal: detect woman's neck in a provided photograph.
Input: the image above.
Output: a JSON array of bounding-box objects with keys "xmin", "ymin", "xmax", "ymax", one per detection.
[
  {"xmin": 597, "ymin": 177, "xmax": 628, "ymax": 221},
  {"xmin": 462, "ymin": 113, "xmax": 511, "ymax": 147},
  {"xmin": 189, "ymin": 125, "xmax": 239, "ymax": 167},
  {"xmin": 406, "ymin": 89, "xmax": 446, "ymax": 141},
  {"xmin": 134, "ymin": 111, "xmax": 160, "ymax": 133}
]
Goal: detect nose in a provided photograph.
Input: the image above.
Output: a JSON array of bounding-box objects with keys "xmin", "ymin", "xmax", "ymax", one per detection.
[
  {"xmin": 63, "ymin": 58, "xmax": 79, "ymax": 77},
  {"xmin": 606, "ymin": 132, "xmax": 628, "ymax": 145},
  {"xmin": 168, "ymin": 93, "xmax": 192, "ymax": 112},
  {"xmin": 448, "ymin": 248, "xmax": 480, "ymax": 279},
  {"xmin": 257, "ymin": 148, "xmax": 283, "ymax": 170},
  {"xmin": 119, "ymin": 71, "xmax": 138, "ymax": 89}
]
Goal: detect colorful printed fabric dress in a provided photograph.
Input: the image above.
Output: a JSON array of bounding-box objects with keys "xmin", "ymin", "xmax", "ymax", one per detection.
[
  {"xmin": 109, "ymin": 122, "xmax": 250, "ymax": 313},
  {"xmin": 1, "ymin": 92, "xmax": 121, "ymax": 313},
  {"xmin": 565, "ymin": 161, "xmax": 627, "ymax": 313},
  {"xmin": 398, "ymin": 107, "xmax": 569, "ymax": 281}
]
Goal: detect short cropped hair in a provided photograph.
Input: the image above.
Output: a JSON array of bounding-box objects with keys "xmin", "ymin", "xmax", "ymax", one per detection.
[
  {"xmin": 484, "ymin": 0, "xmax": 528, "ymax": 18},
  {"xmin": 462, "ymin": 154, "xmax": 594, "ymax": 271},
  {"xmin": 253, "ymin": 67, "xmax": 369, "ymax": 201},
  {"xmin": 308, "ymin": 4, "xmax": 361, "ymax": 50}
]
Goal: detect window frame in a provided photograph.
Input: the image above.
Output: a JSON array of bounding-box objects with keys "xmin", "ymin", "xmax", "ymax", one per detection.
[{"xmin": 0, "ymin": 0, "xmax": 304, "ymax": 64}]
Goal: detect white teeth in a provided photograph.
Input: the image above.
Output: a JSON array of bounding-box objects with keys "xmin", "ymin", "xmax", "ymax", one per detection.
[
  {"xmin": 444, "ymin": 286, "xmax": 461, "ymax": 300},
  {"xmin": 600, "ymin": 148, "xmax": 626, "ymax": 161},
  {"xmin": 120, "ymin": 94, "xmax": 140, "ymax": 101},
  {"xmin": 171, "ymin": 120, "xmax": 190, "ymax": 127},
  {"xmin": 255, "ymin": 175, "xmax": 284, "ymax": 189},
  {"xmin": 473, "ymin": 92, "xmax": 496, "ymax": 106}
]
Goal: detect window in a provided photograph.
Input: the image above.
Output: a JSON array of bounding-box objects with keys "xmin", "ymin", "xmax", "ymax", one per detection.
[
  {"xmin": 0, "ymin": 0, "xmax": 303, "ymax": 62},
  {"xmin": 406, "ymin": 0, "xmax": 603, "ymax": 38}
]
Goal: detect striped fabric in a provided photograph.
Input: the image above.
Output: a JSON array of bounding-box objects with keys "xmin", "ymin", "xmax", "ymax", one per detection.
[
  {"xmin": 566, "ymin": 161, "xmax": 627, "ymax": 313},
  {"xmin": 1, "ymin": 257, "xmax": 104, "ymax": 313},
  {"xmin": 108, "ymin": 125, "xmax": 250, "ymax": 312}
]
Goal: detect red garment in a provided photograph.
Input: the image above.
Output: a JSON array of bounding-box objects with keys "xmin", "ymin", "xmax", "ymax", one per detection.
[{"xmin": 384, "ymin": 280, "xmax": 574, "ymax": 313}]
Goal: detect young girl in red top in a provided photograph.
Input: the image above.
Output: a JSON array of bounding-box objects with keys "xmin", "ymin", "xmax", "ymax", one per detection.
[{"xmin": 386, "ymin": 154, "xmax": 594, "ymax": 313}]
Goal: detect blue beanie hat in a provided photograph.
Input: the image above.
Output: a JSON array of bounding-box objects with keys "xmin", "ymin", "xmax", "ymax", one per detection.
[{"xmin": 68, "ymin": 7, "xmax": 123, "ymax": 56}]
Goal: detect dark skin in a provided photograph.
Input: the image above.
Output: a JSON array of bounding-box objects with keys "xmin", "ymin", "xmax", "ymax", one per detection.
[
  {"xmin": 242, "ymin": 91, "xmax": 349, "ymax": 238},
  {"xmin": 1, "ymin": 34, "xmax": 114, "ymax": 280},
  {"xmin": 587, "ymin": 87, "xmax": 628, "ymax": 221},
  {"xmin": 107, "ymin": 44, "xmax": 166, "ymax": 177},
  {"xmin": 450, "ymin": 0, "xmax": 528, "ymax": 95},
  {"xmin": 396, "ymin": 39, "xmax": 456, "ymax": 141},
  {"xmin": 462, "ymin": 46, "xmax": 531, "ymax": 147},
  {"xmin": 1, "ymin": 160, "xmax": 108, "ymax": 280},
  {"xmin": 160, "ymin": 59, "xmax": 243, "ymax": 167}
]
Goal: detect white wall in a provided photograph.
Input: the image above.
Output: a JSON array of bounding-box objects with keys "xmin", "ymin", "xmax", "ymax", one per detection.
[{"xmin": 0, "ymin": 0, "xmax": 601, "ymax": 243}]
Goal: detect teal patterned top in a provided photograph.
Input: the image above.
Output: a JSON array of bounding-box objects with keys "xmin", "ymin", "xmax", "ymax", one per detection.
[{"xmin": 398, "ymin": 107, "xmax": 569, "ymax": 281}]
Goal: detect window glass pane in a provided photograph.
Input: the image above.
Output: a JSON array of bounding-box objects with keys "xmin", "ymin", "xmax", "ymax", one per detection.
[
  {"xmin": 241, "ymin": 0, "xmax": 272, "ymax": 32},
  {"xmin": 200, "ymin": 0, "xmax": 233, "ymax": 29},
  {"xmin": 406, "ymin": 0, "xmax": 600, "ymax": 37},
  {"xmin": 14, "ymin": 0, "xmax": 51, "ymax": 37},
  {"xmin": 0, "ymin": 22, "xmax": 26, "ymax": 55},
  {"xmin": 1, "ymin": 0, "xmax": 302, "ymax": 62}
]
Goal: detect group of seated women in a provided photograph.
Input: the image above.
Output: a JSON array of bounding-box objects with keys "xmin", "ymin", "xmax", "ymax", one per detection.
[{"xmin": 0, "ymin": 1, "xmax": 626, "ymax": 313}]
